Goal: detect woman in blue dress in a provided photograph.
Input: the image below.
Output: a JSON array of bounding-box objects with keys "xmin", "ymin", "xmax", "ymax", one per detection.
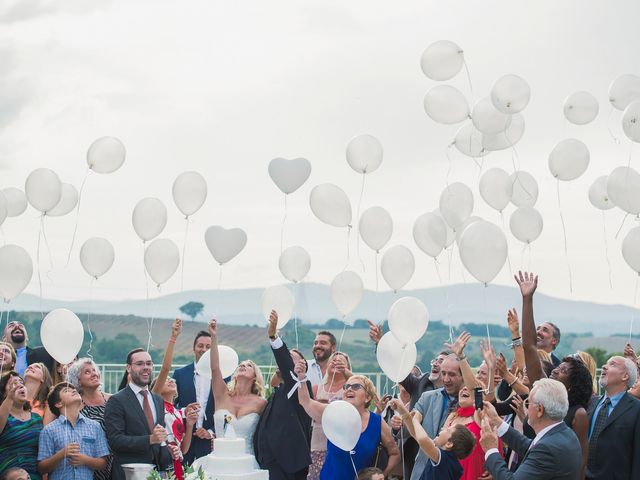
[{"xmin": 296, "ymin": 372, "xmax": 399, "ymax": 479}]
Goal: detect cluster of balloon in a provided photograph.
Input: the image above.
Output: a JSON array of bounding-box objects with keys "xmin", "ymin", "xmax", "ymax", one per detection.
[
  {"xmin": 40, "ymin": 308, "xmax": 84, "ymax": 364},
  {"xmin": 261, "ymin": 285, "xmax": 295, "ymax": 329},
  {"xmin": 195, "ymin": 346, "xmax": 240, "ymax": 380},
  {"xmin": 377, "ymin": 296, "xmax": 429, "ymax": 382},
  {"xmin": 330, "ymin": 270, "xmax": 363, "ymax": 326}
]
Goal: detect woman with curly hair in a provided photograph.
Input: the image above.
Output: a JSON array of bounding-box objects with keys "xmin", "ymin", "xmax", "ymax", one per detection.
[{"xmin": 550, "ymin": 355, "xmax": 593, "ymax": 480}]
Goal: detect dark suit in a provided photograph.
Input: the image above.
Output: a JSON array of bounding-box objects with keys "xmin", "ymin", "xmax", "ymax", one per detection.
[
  {"xmin": 254, "ymin": 340, "xmax": 312, "ymax": 480},
  {"xmin": 104, "ymin": 385, "xmax": 173, "ymax": 480},
  {"xmin": 26, "ymin": 346, "xmax": 54, "ymax": 373},
  {"xmin": 485, "ymin": 422, "xmax": 581, "ymax": 480},
  {"xmin": 586, "ymin": 392, "xmax": 640, "ymax": 480},
  {"xmin": 174, "ymin": 362, "xmax": 215, "ymax": 463}
]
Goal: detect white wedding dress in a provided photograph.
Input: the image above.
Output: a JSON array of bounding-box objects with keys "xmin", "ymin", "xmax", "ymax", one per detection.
[{"xmin": 213, "ymin": 409, "xmax": 261, "ymax": 467}]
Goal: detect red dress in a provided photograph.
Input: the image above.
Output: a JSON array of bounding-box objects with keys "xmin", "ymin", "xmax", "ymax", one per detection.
[
  {"xmin": 163, "ymin": 401, "xmax": 186, "ymax": 480},
  {"xmin": 449, "ymin": 406, "xmax": 503, "ymax": 480}
]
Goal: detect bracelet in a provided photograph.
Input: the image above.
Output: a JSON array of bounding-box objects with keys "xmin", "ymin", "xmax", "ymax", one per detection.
[
  {"xmin": 511, "ymin": 336, "xmax": 521, "ymax": 341},
  {"xmin": 269, "ymin": 335, "xmax": 277, "ymax": 340},
  {"xmin": 510, "ymin": 339, "xmax": 522, "ymax": 348},
  {"xmin": 168, "ymin": 338, "xmax": 176, "ymax": 344},
  {"xmin": 508, "ymin": 377, "xmax": 519, "ymax": 387},
  {"xmin": 401, "ymin": 413, "xmax": 411, "ymax": 420}
]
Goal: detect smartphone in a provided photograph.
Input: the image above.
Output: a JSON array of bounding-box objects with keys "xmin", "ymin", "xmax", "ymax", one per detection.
[{"xmin": 474, "ymin": 387, "xmax": 483, "ymax": 410}]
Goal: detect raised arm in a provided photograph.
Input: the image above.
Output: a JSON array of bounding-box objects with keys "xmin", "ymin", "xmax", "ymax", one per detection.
[
  {"xmin": 444, "ymin": 332, "xmax": 479, "ymax": 389},
  {"xmin": 507, "ymin": 309, "xmax": 525, "ymax": 371},
  {"xmin": 0, "ymin": 381, "xmax": 18, "ymax": 433},
  {"xmin": 480, "ymin": 340, "xmax": 496, "ymax": 401},
  {"xmin": 295, "ymin": 359, "xmax": 327, "ymax": 423},
  {"xmin": 209, "ymin": 319, "xmax": 230, "ymax": 405},
  {"xmin": 515, "ymin": 271, "xmax": 544, "ymax": 384},
  {"xmin": 152, "ymin": 319, "xmax": 182, "ymax": 394},
  {"xmin": 267, "ymin": 311, "xmax": 297, "ymax": 394},
  {"xmin": 392, "ymin": 399, "xmax": 439, "ymax": 463}
]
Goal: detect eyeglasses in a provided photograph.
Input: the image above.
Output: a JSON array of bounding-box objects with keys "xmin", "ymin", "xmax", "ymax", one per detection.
[
  {"xmin": 523, "ymin": 398, "xmax": 539, "ymax": 409},
  {"xmin": 132, "ymin": 361, "xmax": 153, "ymax": 367},
  {"xmin": 343, "ymin": 383, "xmax": 365, "ymax": 392}
]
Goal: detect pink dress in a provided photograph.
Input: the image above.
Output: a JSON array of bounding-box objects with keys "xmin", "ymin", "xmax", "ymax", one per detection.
[{"xmin": 163, "ymin": 401, "xmax": 186, "ymax": 480}]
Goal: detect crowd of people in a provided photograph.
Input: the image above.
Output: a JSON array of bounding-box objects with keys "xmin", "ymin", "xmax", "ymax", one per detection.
[{"xmin": 1, "ymin": 271, "xmax": 640, "ymax": 480}]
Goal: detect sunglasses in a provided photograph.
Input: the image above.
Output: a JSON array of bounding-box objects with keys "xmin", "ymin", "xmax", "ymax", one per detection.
[{"xmin": 343, "ymin": 383, "xmax": 365, "ymax": 392}]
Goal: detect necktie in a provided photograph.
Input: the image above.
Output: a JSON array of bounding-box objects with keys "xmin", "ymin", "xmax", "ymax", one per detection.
[
  {"xmin": 587, "ymin": 397, "xmax": 611, "ymax": 472},
  {"xmin": 140, "ymin": 390, "xmax": 155, "ymax": 432}
]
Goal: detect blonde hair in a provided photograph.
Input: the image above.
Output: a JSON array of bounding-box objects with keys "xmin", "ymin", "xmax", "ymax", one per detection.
[
  {"xmin": 348, "ymin": 375, "xmax": 378, "ymax": 408},
  {"xmin": 228, "ymin": 360, "xmax": 265, "ymax": 398},
  {"xmin": 29, "ymin": 362, "xmax": 53, "ymax": 407},
  {"xmin": 576, "ymin": 351, "xmax": 598, "ymax": 394},
  {"xmin": 0, "ymin": 341, "xmax": 16, "ymax": 369}
]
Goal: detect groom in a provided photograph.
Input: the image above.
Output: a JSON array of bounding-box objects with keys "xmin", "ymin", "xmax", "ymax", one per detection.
[{"xmin": 254, "ymin": 311, "xmax": 313, "ymax": 480}]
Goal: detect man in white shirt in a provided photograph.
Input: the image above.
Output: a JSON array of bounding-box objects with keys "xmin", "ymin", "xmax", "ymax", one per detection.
[
  {"xmin": 306, "ymin": 330, "xmax": 337, "ymax": 386},
  {"xmin": 479, "ymin": 378, "xmax": 581, "ymax": 480},
  {"xmin": 174, "ymin": 330, "xmax": 215, "ymax": 462}
]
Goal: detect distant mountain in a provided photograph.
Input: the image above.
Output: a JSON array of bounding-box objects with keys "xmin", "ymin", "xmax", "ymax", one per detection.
[{"xmin": 10, "ymin": 283, "xmax": 636, "ymax": 337}]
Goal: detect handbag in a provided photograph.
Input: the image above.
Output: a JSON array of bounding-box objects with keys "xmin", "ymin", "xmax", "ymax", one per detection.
[{"xmin": 373, "ymin": 441, "xmax": 389, "ymax": 470}]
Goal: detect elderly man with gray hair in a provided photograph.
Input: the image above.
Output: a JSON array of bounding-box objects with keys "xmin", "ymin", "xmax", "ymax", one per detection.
[
  {"xmin": 585, "ymin": 355, "xmax": 640, "ymax": 480},
  {"xmin": 479, "ymin": 378, "xmax": 581, "ymax": 479}
]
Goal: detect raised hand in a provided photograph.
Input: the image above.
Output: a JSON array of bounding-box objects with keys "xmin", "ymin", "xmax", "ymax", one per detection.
[
  {"xmin": 481, "ymin": 401, "xmax": 502, "ymax": 428},
  {"xmin": 150, "ymin": 424, "xmax": 168, "ymax": 444},
  {"xmin": 389, "ymin": 398, "xmax": 410, "ymax": 417},
  {"xmin": 268, "ymin": 310, "xmax": 278, "ymax": 338},
  {"xmin": 368, "ymin": 320, "xmax": 382, "ymax": 344},
  {"xmin": 509, "ymin": 395, "xmax": 526, "ymax": 422},
  {"xmin": 480, "ymin": 340, "xmax": 496, "ymax": 370},
  {"xmin": 444, "ymin": 331, "xmax": 471, "ymax": 358},
  {"xmin": 294, "ymin": 359, "xmax": 307, "ymax": 380},
  {"xmin": 185, "ymin": 403, "xmax": 200, "ymax": 426},
  {"xmin": 171, "ymin": 318, "xmax": 182, "ymax": 339},
  {"xmin": 507, "ymin": 308, "xmax": 520, "ymax": 337},
  {"xmin": 514, "ymin": 271, "xmax": 538, "ymax": 298},
  {"xmin": 195, "ymin": 427, "xmax": 213, "ymax": 440},
  {"xmin": 623, "ymin": 343, "xmax": 638, "ymax": 363},
  {"xmin": 208, "ymin": 319, "xmax": 217, "ymax": 339},
  {"xmin": 479, "ymin": 416, "xmax": 499, "ymax": 451},
  {"xmin": 168, "ymin": 443, "xmax": 181, "ymax": 460}
]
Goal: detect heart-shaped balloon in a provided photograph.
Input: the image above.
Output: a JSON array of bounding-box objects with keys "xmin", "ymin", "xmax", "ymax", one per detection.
[
  {"xmin": 205, "ymin": 226, "xmax": 247, "ymax": 265},
  {"xmin": 268, "ymin": 157, "xmax": 312, "ymax": 195}
]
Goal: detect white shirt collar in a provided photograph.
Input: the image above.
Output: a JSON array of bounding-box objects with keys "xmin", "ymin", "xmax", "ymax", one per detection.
[
  {"xmin": 532, "ymin": 421, "xmax": 563, "ymax": 447},
  {"xmin": 129, "ymin": 382, "xmax": 149, "ymax": 396}
]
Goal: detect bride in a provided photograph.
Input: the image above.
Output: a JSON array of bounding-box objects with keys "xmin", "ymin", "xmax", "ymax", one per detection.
[{"xmin": 209, "ymin": 319, "xmax": 266, "ymax": 458}]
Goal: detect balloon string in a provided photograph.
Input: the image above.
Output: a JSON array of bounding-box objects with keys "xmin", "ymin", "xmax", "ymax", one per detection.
[
  {"xmin": 606, "ymin": 105, "xmax": 622, "ymax": 145},
  {"xmin": 355, "ymin": 173, "xmax": 366, "ymax": 273},
  {"xmin": 180, "ymin": 217, "xmax": 190, "ymax": 292},
  {"xmin": 147, "ymin": 287, "xmax": 158, "ymax": 352},
  {"xmin": 0, "ymin": 226, "xmax": 5, "ymax": 246},
  {"xmin": 36, "ymin": 217, "xmax": 44, "ymax": 319},
  {"xmin": 500, "ymin": 211, "xmax": 513, "ymax": 276},
  {"xmin": 462, "ymin": 57, "xmax": 474, "ymax": 101},
  {"xmin": 280, "ymin": 194, "xmax": 288, "ymax": 254},
  {"xmin": 446, "ymin": 246, "xmax": 454, "ymax": 343},
  {"xmin": 142, "ymin": 241, "xmax": 152, "ymax": 353},
  {"xmin": 520, "ymin": 243, "xmax": 527, "ymax": 269},
  {"xmin": 629, "ymin": 275, "xmax": 639, "ymax": 344},
  {"xmin": 483, "ymin": 283, "xmax": 491, "ymax": 348},
  {"xmin": 327, "ymin": 322, "xmax": 348, "ymax": 393},
  {"xmin": 375, "ymin": 251, "xmax": 380, "ymax": 323},
  {"xmin": 615, "ymin": 213, "xmax": 629, "ymax": 239},
  {"xmin": 343, "ymin": 226, "xmax": 352, "ymax": 272},
  {"xmin": 445, "ymin": 146, "xmax": 453, "ymax": 187},
  {"xmin": 86, "ymin": 277, "xmax": 95, "ymax": 360},
  {"xmin": 65, "ymin": 168, "xmax": 90, "ymax": 267},
  {"xmin": 40, "ymin": 215, "xmax": 54, "ymax": 282},
  {"xmin": 215, "ymin": 264, "xmax": 224, "ymax": 319},
  {"xmin": 602, "ymin": 211, "xmax": 613, "ymax": 289},
  {"xmin": 349, "ymin": 451, "xmax": 358, "ymax": 478},
  {"xmin": 556, "ymin": 180, "xmax": 573, "ymax": 293},
  {"xmin": 527, "ymin": 243, "xmax": 533, "ymax": 270},
  {"xmin": 294, "ymin": 281, "xmax": 299, "ymax": 350}
]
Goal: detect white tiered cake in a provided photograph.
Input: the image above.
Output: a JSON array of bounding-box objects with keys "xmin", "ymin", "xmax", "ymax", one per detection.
[{"xmin": 188, "ymin": 425, "xmax": 269, "ymax": 480}]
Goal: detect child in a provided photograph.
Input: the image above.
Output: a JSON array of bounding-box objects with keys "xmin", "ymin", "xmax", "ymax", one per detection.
[
  {"xmin": 37, "ymin": 383, "xmax": 110, "ymax": 480},
  {"xmin": 391, "ymin": 399, "xmax": 475, "ymax": 480},
  {"xmin": 0, "ymin": 467, "xmax": 31, "ymax": 480},
  {"xmin": 357, "ymin": 467, "xmax": 385, "ymax": 480}
]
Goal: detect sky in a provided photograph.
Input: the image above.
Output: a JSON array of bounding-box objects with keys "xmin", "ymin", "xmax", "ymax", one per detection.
[{"xmin": 1, "ymin": 0, "xmax": 640, "ymax": 309}]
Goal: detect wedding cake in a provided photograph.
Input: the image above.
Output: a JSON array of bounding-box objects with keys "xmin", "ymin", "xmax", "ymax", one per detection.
[{"xmin": 188, "ymin": 422, "xmax": 269, "ymax": 480}]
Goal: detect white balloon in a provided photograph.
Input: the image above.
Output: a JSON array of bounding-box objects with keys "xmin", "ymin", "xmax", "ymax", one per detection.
[
  {"xmin": 87, "ymin": 136, "xmax": 126, "ymax": 174},
  {"xmin": 491, "ymin": 74, "xmax": 531, "ymax": 114},
  {"xmin": 268, "ymin": 157, "xmax": 312, "ymax": 195},
  {"xmin": 455, "ymin": 216, "xmax": 483, "ymax": 245},
  {"xmin": 482, "ymin": 114, "xmax": 526, "ymax": 151},
  {"xmin": 359, "ymin": 206, "xmax": 393, "ymax": 253},
  {"xmin": 424, "ymin": 85, "xmax": 470, "ymax": 125},
  {"xmin": 609, "ymin": 74, "xmax": 640, "ymax": 111},
  {"xmin": 588, "ymin": 176, "xmax": 615, "ymax": 210},
  {"xmin": 510, "ymin": 171, "xmax": 539, "ymax": 207},
  {"xmin": 330, "ymin": 271, "xmax": 363, "ymax": 318},
  {"xmin": 472, "ymin": 97, "xmax": 512, "ymax": 134},
  {"xmin": 459, "ymin": 221, "xmax": 507, "ymax": 284},
  {"xmin": 261, "ymin": 285, "xmax": 294, "ymax": 329},
  {"xmin": 346, "ymin": 135, "xmax": 383, "ymax": 174},
  {"xmin": 47, "ymin": 183, "xmax": 78, "ymax": 217},
  {"xmin": 0, "ymin": 193, "xmax": 6, "ymax": 228},
  {"xmin": 420, "ymin": 40, "xmax": 464, "ymax": 81},
  {"xmin": 388, "ymin": 296, "xmax": 429, "ymax": 345},
  {"xmin": 479, "ymin": 168, "xmax": 513, "ymax": 212},
  {"xmin": 25, "ymin": 168, "xmax": 62, "ymax": 214},
  {"xmin": 622, "ymin": 226, "xmax": 640, "ymax": 273},
  {"xmin": 548, "ymin": 139, "xmax": 590, "ymax": 181},
  {"xmin": 195, "ymin": 346, "xmax": 239, "ymax": 380},
  {"xmin": 413, "ymin": 212, "xmax": 447, "ymax": 258},
  {"xmin": 563, "ymin": 91, "xmax": 599, "ymax": 125},
  {"xmin": 41, "ymin": 309, "xmax": 84, "ymax": 364},
  {"xmin": 0, "ymin": 245, "xmax": 33, "ymax": 301},
  {"xmin": 322, "ymin": 401, "xmax": 362, "ymax": 451},
  {"xmin": 607, "ymin": 166, "xmax": 640, "ymax": 214},
  {"xmin": 80, "ymin": 238, "xmax": 115, "ymax": 279},
  {"xmin": 204, "ymin": 226, "xmax": 247, "ymax": 265},
  {"xmin": 132, "ymin": 198, "xmax": 167, "ymax": 242},
  {"xmin": 144, "ymin": 238, "xmax": 180, "ymax": 286},
  {"xmin": 309, "ymin": 184, "xmax": 352, "ymax": 228},
  {"xmin": 172, "ymin": 171, "xmax": 207, "ymax": 217},
  {"xmin": 376, "ymin": 332, "xmax": 417, "ymax": 383},
  {"xmin": 278, "ymin": 246, "xmax": 311, "ymax": 283},
  {"xmin": 622, "ymin": 101, "xmax": 640, "ymax": 143},
  {"xmin": 439, "ymin": 182, "xmax": 474, "ymax": 231},
  {"xmin": 509, "ymin": 207, "xmax": 543, "ymax": 244},
  {"xmin": 1, "ymin": 188, "xmax": 27, "ymax": 217},
  {"xmin": 453, "ymin": 123, "xmax": 485, "ymax": 158},
  {"xmin": 381, "ymin": 245, "xmax": 415, "ymax": 292},
  {"xmin": 432, "ymin": 209, "xmax": 455, "ymax": 248}
]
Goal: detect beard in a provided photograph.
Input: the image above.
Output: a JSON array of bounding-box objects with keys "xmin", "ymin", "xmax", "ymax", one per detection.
[
  {"xmin": 314, "ymin": 348, "xmax": 331, "ymax": 362},
  {"xmin": 10, "ymin": 331, "xmax": 25, "ymax": 344},
  {"xmin": 598, "ymin": 376, "xmax": 608, "ymax": 389}
]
